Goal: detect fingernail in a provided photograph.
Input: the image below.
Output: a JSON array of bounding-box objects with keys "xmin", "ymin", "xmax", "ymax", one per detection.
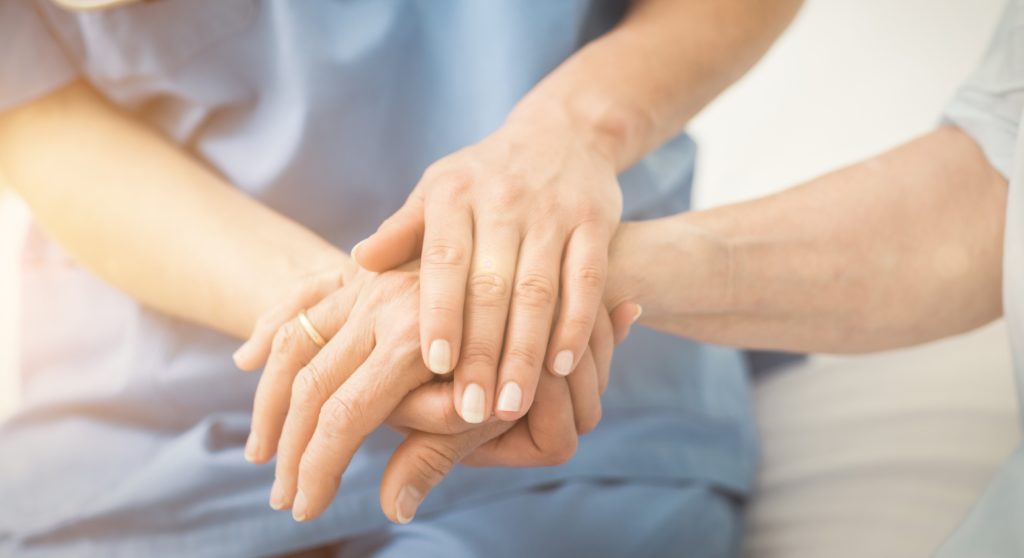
[
  {"xmin": 292, "ymin": 490, "xmax": 309, "ymax": 522},
  {"xmin": 496, "ymin": 382, "xmax": 523, "ymax": 413},
  {"xmin": 269, "ymin": 480, "xmax": 288, "ymax": 511},
  {"xmin": 632, "ymin": 304, "xmax": 643, "ymax": 323},
  {"xmin": 350, "ymin": 239, "xmax": 367, "ymax": 264},
  {"xmin": 428, "ymin": 339, "xmax": 452, "ymax": 374},
  {"xmin": 553, "ymin": 350, "xmax": 574, "ymax": 376},
  {"xmin": 395, "ymin": 485, "xmax": 423, "ymax": 525},
  {"xmin": 461, "ymin": 383, "xmax": 486, "ymax": 424},
  {"xmin": 244, "ymin": 432, "xmax": 260, "ymax": 463},
  {"xmin": 232, "ymin": 342, "xmax": 253, "ymax": 368}
]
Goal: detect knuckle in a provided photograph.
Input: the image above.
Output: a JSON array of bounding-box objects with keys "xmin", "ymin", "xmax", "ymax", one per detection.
[
  {"xmin": 490, "ymin": 175, "xmax": 528, "ymax": 206},
  {"xmin": 577, "ymin": 200, "xmax": 606, "ymax": 221},
  {"xmin": 410, "ymin": 442, "xmax": 459, "ymax": 487},
  {"xmin": 271, "ymin": 322, "xmax": 303, "ymax": 354},
  {"xmin": 460, "ymin": 339, "xmax": 501, "ymax": 370},
  {"xmin": 423, "ymin": 241, "xmax": 467, "ymax": 269},
  {"xmin": 572, "ymin": 264, "xmax": 605, "ymax": 292},
  {"xmin": 320, "ymin": 393, "xmax": 363, "ymax": 433},
  {"xmin": 427, "ymin": 299, "xmax": 461, "ymax": 317},
  {"xmin": 562, "ymin": 311, "xmax": 595, "ymax": 335},
  {"xmin": 431, "ymin": 167, "xmax": 474, "ymax": 196},
  {"xmin": 504, "ymin": 343, "xmax": 541, "ymax": 371},
  {"xmin": 535, "ymin": 196, "xmax": 562, "ymax": 218},
  {"xmin": 293, "ymin": 363, "xmax": 331, "ymax": 405},
  {"xmin": 514, "ymin": 273, "xmax": 556, "ymax": 309},
  {"xmin": 467, "ymin": 272, "xmax": 510, "ymax": 305}
]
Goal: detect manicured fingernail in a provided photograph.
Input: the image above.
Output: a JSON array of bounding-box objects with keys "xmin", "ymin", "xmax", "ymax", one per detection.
[
  {"xmin": 461, "ymin": 383, "xmax": 486, "ymax": 424},
  {"xmin": 244, "ymin": 432, "xmax": 260, "ymax": 463},
  {"xmin": 496, "ymin": 382, "xmax": 523, "ymax": 413},
  {"xmin": 632, "ymin": 304, "xmax": 643, "ymax": 323},
  {"xmin": 350, "ymin": 239, "xmax": 367, "ymax": 264},
  {"xmin": 269, "ymin": 480, "xmax": 288, "ymax": 510},
  {"xmin": 292, "ymin": 490, "xmax": 309, "ymax": 522},
  {"xmin": 428, "ymin": 339, "xmax": 452, "ymax": 374},
  {"xmin": 395, "ymin": 485, "xmax": 423, "ymax": 525},
  {"xmin": 553, "ymin": 350, "xmax": 574, "ymax": 376}
]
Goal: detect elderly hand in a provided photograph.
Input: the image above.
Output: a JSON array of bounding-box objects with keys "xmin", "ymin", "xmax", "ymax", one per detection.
[
  {"xmin": 377, "ymin": 299, "xmax": 636, "ymax": 524},
  {"xmin": 233, "ymin": 268, "xmax": 638, "ymax": 523},
  {"xmin": 350, "ymin": 113, "xmax": 623, "ymax": 426}
]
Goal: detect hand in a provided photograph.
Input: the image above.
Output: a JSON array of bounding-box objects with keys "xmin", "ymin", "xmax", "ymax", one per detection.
[
  {"xmin": 352, "ymin": 117, "xmax": 624, "ymax": 426},
  {"xmin": 234, "ymin": 267, "xmax": 639, "ymax": 522},
  {"xmin": 379, "ymin": 301, "xmax": 639, "ymax": 524},
  {"xmin": 234, "ymin": 269, "xmax": 639, "ymax": 523}
]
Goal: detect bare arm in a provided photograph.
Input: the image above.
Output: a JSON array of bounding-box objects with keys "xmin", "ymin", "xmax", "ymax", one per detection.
[
  {"xmin": 606, "ymin": 127, "xmax": 1007, "ymax": 353},
  {"xmin": 508, "ymin": 0, "xmax": 805, "ymax": 171},
  {"xmin": 352, "ymin": 0, "xmax": 803, "ymax": 423},
  {"xmin": 0, "ymin": 81, "xmax": 352, "ymax": 339}
]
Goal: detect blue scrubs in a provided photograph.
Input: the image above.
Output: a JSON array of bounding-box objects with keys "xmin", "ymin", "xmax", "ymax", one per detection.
[{"xmin": 0, "ymin": 1, "xmax": 757, "ymax": 556}]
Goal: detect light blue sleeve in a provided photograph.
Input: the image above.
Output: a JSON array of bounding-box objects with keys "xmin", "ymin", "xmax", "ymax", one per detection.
[
  {"xmin": 0, "ymin": 0, "xmax": 78, "ymax": 113},
  {"xmin": 943, "ymin": 0, "xmax": 1024, "ymax": 179}
]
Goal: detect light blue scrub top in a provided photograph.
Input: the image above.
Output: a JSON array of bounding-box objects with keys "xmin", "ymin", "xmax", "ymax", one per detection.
[
  {"xmin": 940, "ymin": 0, "xmax": 1024, "ymax": 554},
  {"xmin": 0, "ymin": 1, "xmax": 757, "ymax": 556}
]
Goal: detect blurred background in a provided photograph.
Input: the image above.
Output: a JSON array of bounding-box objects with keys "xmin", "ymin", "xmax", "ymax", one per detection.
[{"xmin": 0, "ymin": 0, "xmax": 1016, "ymax": 555}]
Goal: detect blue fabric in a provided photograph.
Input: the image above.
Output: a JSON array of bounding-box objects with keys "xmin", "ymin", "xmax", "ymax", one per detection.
[
  {"xmin": 333, "ymin": 480, "xmax": 742, "ymax": 558},
  {"xmin": 0, "ymin": 1, "xmax": 757, "ymax": 556}
]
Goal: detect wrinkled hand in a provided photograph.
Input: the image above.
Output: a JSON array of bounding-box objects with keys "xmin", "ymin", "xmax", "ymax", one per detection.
[
  {"xmin": 351, "ymin": 120, "xmax": 623, "ymax": 425},
  {"xmin": 234, "ymin": 268, "xmax": 638, "ymax": 523}
]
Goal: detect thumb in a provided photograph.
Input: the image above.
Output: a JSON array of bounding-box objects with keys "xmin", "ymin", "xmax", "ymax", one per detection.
[
  {"xmin": 352, "ymin": 193, "xmax": 425, "ymax": 272},
  {"xmin": 609, "ymin": 302, "xmax": 642, "ymax": 345},
  {"xmin": 379, "ymin": 422, "xmax": 513, "ymax": 524}
]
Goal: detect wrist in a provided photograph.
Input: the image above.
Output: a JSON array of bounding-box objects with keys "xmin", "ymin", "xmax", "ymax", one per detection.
[
  {"xmin": 605, "ymin": 214, "xmax": 735, "ymax": 323},
  {"xmin": 505, "ymin": 88, "xmax": 651, "ymax": 172}
]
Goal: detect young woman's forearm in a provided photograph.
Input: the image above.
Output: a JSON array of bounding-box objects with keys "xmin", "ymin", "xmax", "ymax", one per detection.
[
  {"xmin": 508, "ymin": 0, "xmax": 804, "ymax": 170},
  {"xmin": 607, "ymin": 127, "xmax": 1007, "ymax": 353},
  {"xmin": 0, "ymin": 81, "xmax": 351, "ymax": 339}
]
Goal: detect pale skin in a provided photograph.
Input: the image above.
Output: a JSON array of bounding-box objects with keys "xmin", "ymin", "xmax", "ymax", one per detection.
[
  {"xmin": 240, "ymin": 0, "xmax": 802, "ymax": 523},
  {"xmin": 354, "ymin": 127, "xmax": 1006, "ymax": 526},
  {"xmin": 603, "ymin": 126, "xmax": 1007, "ymax": 353},
  {"xmin": 0, "ymin": 79, "xmax": 632, "ymax": 523},
  {"xmin": 353, "ymin": 0, "xmax": 804, "ymax": 424},
  {"xmin": 0, "ymin": 0, "xmax": 802, "ymax": 528}
]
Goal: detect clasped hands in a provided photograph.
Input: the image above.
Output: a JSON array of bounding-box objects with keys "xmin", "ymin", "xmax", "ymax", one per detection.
[{"xmin": 233, "ymin": 118, "xmax": 638, "ymax": 524}]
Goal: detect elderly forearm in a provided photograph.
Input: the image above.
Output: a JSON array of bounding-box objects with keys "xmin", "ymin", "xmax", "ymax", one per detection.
[
  {"xmin": 508, "ymin": 0, "xmax": 803, "ymax": 170},
  {"xmin": 607, "ymin": 127, "xmax": 1007, "ymax": 353},
  {"xmin": 0, "ymin": 81, "xmax": 352, "ymax": 339}
]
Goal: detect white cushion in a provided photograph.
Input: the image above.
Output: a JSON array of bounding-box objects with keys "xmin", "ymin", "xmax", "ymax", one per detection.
[{"xmin": 746, "ymin": 321, "xmax": 1020, "ymax": 557}]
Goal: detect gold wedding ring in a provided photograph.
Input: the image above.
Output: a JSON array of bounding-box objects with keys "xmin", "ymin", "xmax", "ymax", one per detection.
[{"xmin": 297, "ymin": 310, "xmax": 327, "ymax": 348}]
